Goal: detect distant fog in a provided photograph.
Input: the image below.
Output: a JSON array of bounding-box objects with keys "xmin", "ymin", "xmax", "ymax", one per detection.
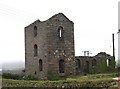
[{"xmin": 2, "ymin": 61, "xmax": 25, "ymax": 70}]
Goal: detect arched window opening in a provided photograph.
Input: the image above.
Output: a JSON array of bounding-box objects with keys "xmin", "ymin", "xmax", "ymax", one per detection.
[
  {"xmin": 59, "ymin": 29, "xmax": 62, "ymax": 37},
  {"xmin": 59, "ymin": 59, "xmax": 65, "ymax": 73},
  {"xmin": 86, "ymin": 61, "xmax": 89, "ymax": 73},
  {"xmin": 107, "ymin": 59, "xmax": 112, "ymax": 67},
  {"xmin": 77, "ymin": 59, "xmax": 81, "ymax": 69},
  {"xmin": 92, "ymin": 59, "xmax": 97, "ymax": 66},
  {"xmin": 58, "ymin": 26, "xmax": 63, "ymax": 39},
  {"xmin": 34, "ymin": 71, "xmax": 37, "ymax": 75},
  {"xmin": 34, "ymin": 44, "xmax": 38, "ymax": 56},
  {"xmin": 39, "ymin": 59, "xmax": 42, "ymax": 71},
  {"xmin": 34, "ymin": 26, "xmax": 37, "ymax": 37}
]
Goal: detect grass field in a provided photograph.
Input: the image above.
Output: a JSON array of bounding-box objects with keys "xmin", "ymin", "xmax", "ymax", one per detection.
[{"xmin": 2, "ymin": 73, "xmax": 118, "ymax": 88}]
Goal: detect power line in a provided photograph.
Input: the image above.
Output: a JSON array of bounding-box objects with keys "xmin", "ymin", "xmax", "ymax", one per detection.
[{"xmin": 0, "ymin": 2, "xmax": 39, "ymax": 23}]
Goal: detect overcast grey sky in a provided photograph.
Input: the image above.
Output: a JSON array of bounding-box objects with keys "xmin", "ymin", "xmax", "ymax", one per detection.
[{"xmin": 0, "ymin": 0, "xmax": 119, "ymax": 64}]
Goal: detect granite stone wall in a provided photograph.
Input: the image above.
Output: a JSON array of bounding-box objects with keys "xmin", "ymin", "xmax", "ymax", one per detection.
[
  {"xmin": 75, "ymin": 52, "xmax": 115, "ymax": 74},
  {"xmin": 25, "ymin": 13, "xmax": 115, "ymax": 79},
  {"xmin": 25, "ymin": 13, "xmax": 76, "ymax": 79}
]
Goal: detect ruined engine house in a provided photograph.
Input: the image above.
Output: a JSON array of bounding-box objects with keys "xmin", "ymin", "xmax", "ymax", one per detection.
[{"xmin": 25, "ymin": 13, "xmax": 115, "ymax": 79}]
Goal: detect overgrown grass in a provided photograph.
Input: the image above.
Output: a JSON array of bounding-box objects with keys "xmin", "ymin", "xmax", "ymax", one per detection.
[
  {"xmin": 2, "ymin": 73, "xmax": 118, "ymax": 87},
  {"xmin": 2, "ymin": 73, "xmax": 38, "ymax": 80},
  {"xmin": 47, "ymin": 73, "xmax": 66, "ymax": 81}
]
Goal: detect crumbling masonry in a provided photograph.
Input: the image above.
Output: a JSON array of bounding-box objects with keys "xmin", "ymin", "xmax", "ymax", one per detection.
[{"xmin": 25, "ymin": 13, "xmax": 115, "ymax": 79}]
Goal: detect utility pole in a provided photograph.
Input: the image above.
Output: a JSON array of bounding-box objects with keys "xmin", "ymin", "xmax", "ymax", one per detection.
[{"xmin": 112, "ymin": 33, "xmax": 115, "ymax": 60}]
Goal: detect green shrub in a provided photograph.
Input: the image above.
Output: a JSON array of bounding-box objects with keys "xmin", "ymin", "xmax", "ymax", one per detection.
[
  {"xmin": 23, "ymin": 75, "xmax": 38, "ymax": 80},
  {"xmin": 2, "ymin": 73, "xmax": 38, "ymax": 80},
  {"xmin": 47, "ymin": 73, "xmax": 66, "ymax": 81},
  {"xmin": 2, "ymin": 73, "xmax": 23, "ymax": 80}
]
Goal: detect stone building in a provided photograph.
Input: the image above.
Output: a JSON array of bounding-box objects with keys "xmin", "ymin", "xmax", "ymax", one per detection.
[
  {"xmin": 25, "ymin": 13, "xmax": 76, "ymax": 79},
  {"xmin": 25, "ymin": 13, "xmax": 115, "ymax": 79},
  {"xmin": 75, "ymin": 52, "xmax": 115, "ymax": 74}
]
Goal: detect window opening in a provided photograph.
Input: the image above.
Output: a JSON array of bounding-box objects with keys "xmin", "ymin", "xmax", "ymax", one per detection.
[
  {"xmin": 39, "ymin": 59, "xmax": 42, "ymax": 71},
  {"xmin": 34, "ymin": 44, "xmax": 37, "ymax": 56},
  {"xmin": 34, "ymin": 26, "xmax": 37, "ymax": 37},
  {"xmin": 59, "ymin": 59, "xmax": 65, "ymax": 73}
]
